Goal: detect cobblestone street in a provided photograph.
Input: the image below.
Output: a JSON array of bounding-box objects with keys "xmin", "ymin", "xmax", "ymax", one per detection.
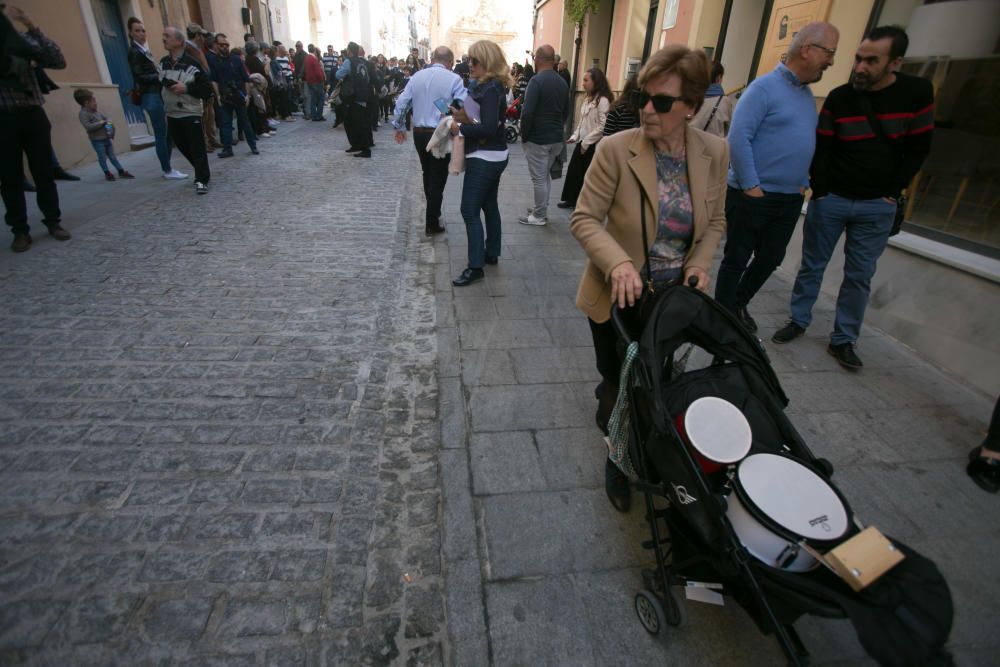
[{"xmin": 0, "ymin": 120, "xmax": 444, "ymax": 665}]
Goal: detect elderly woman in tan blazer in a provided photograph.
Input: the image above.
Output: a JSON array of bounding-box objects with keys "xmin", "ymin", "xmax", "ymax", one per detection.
[{"xmin": 570, "ymin": 45, "xmax": 729, "ymax": 511}]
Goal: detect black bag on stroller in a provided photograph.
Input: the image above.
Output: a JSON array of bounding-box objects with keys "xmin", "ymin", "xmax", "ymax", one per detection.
[{"xmin": 612, "ymin": 283, "xmax": 953, "ymax": 667}]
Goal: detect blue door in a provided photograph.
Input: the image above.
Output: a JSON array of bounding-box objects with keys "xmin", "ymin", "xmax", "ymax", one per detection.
[{"xmin": 90, "ymin": 0, "xmax": 146, "ymax": 126}]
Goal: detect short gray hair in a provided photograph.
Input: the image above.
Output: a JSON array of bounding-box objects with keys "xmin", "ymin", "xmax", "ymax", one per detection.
[
  {"xmin": 431, "ymin": 46, "xmax": 454, "ymax": 64},
  {"xmin": 788, "ymin": 22, "xmax": 838, "ymax": 61}
]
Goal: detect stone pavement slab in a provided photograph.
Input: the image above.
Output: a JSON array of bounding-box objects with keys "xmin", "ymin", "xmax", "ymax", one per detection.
[
  {"xmin": 1, "ymin": 118, "xmax": 447, "ymax": 665},
  {"xmin": 436, "ymin": 141, "xmax": 997, "ymax": 666}
]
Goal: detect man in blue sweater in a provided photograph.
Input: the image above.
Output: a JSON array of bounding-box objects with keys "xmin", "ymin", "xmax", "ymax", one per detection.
[{"xmin": 715, "ymin": 21, "xmax": 839, "ymax": 333}]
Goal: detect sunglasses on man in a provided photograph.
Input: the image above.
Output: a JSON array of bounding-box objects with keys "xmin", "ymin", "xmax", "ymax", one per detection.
[{"xmin": 630, "ymin": 90, "xmax": 687, "ymax": 113}]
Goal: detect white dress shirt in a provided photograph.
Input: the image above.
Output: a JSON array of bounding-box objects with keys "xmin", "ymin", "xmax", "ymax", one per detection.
[{"xmin": 392, "ymin": 63, "xmax": 467, "ymax": 131}]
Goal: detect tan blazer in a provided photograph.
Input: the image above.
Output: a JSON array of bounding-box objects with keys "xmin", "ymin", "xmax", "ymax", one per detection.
[{"xmin": 570, "ymin": 125, "xmax": 729, "ymax": 323}]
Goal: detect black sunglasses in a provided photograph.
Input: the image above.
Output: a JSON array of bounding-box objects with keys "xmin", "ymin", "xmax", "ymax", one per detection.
[
  {"xmin": 631, "ymin": 90, "xmax": 684, "ymax": 113},
  {"xmin": 470, "ymin": 57, "xmax": 480, "ymax": 67}
]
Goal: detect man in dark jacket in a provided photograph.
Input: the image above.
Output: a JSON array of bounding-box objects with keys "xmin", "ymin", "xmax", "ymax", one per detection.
[
  {"xmin": 336, "ymin": 42, "xmax": 373, "ymax": 157},
  {"xmin": 210, "ymin": 33, "xmax": 259, "ymax": 158},
  {"xmin": 0, "ymin": 4, "xmax": 70, "ymax": 253},
  {"xmin": 518, "ymin": 45, "xmax": 568, "ymax": 227}
]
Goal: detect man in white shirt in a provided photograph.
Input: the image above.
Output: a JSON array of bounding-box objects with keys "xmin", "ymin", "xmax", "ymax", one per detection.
[{"xmin": 393, "ymin": 46, "xmax": 467, "ymax": 235}]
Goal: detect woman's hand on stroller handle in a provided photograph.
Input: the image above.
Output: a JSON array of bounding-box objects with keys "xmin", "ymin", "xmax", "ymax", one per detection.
[
  {"xmin": 684, "ymin": 266, "xmax": 710, "ymax": 292},
  {"xmin": 611, "ymin": 261, "xmax": 643, "ymax": 309}
]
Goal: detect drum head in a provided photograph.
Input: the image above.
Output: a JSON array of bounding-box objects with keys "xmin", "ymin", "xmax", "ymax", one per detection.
[
  {"xmin": 683, "ymin": 397, "xmax": 752, "ymax": 464},
  {"xmin": 737, "ymin": 454, "xmax": 848, "ymax": 541}
]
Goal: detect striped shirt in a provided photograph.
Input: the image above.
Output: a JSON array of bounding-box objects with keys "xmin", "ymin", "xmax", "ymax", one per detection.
[
  {"xmin": 0, "ymin": 28, "xmax": 65, "ymax": 111},
  {"xmin": 602, "ymin": 103, "xmax": 639, "ymax": 137},
  {"xmin": 273, "ymin": 56, "xmax": 293, "ymax": 83},
  {"xmin": 811, "ymin": 73, "xmax": 934, "ymax": 200}
]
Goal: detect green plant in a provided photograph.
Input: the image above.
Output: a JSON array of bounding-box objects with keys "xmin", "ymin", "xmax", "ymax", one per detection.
[{"xmin": 566, "ymin": 0, "xmax": 600, "ymax": 25}]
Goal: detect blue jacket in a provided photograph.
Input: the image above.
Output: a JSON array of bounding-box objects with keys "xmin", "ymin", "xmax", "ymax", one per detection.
[{"xmin": 460, "ymin": 79, "xmax": 507, "ymax": 155}]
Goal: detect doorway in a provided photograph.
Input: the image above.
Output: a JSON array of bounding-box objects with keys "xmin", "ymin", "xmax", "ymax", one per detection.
[{"xmin": 90, "ymin": 0, "xmax": 148, "ymax": 141}]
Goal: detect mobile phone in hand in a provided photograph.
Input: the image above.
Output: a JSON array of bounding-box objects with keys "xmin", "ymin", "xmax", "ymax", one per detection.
[{"xmin": 433, "ymin": 98, "xmax": 451, "ymax": 114}]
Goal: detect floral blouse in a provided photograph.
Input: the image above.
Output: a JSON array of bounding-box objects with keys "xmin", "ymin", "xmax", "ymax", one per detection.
[{"xmin": 647, "ymin": 149, "xmax": 693, "ymax": 283}]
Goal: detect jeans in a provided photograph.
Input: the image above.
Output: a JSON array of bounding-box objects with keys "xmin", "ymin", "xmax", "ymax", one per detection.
[
  {"xmin": 413, "ymin": 130, "xmax": 450, "ymax": 227},
  {"xmin": 141, "ymin": 91, "xmax": 172, "ymax": 172},
  {"xmin": 308, "ymin": 82, "xmax": 325, "ymax": 119},
  {"xmin": 715, "ymin": 187, "xmax": 804, "ymax": 313},
  {"xmin": 167, "ymin": 115, "xmax": 210, "ymax": 184},
  {"xmin": 789, "ymin": 193, "xmax": 896, "ymax": 345},
  {"xmin": 0, "ymin": 107, "xmax": 60, "ymax": 235},
  {"xmin": 460, "ymin": 157, "xmax": 508, "ymax": 269},
  {"xmin": 523, "ymin": 141, "xmax": 563, "ymax": 219},
  {"xmin": 218, "ymin": 101, "xmax": 257, "ymax": 151},
  {"xmin": 90, "ymin": 138, "xmax": 124, "ymax": 174}
]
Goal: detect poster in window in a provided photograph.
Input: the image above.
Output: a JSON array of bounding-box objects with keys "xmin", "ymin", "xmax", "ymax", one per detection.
[{"xmin": 755, "ymin": 0, "xmax": 832, "ymax": 78}]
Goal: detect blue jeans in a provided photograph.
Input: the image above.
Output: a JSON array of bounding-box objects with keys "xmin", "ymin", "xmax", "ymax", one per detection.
[
  {"xmin": 789, "ymin": 193, "xmax": 897, "ymax": 345},
  {"xmin": 460, "ymin": 157, "xmax": 508, "ymax": 269},
  {"xmin": 141, "ymin": 91, "xmax": 172, "ymax": 173},
  {"xmin": 715, "ymin": 187, "xmax": 804, "ymax": 313},
  {"xmin": 90, "ymin": 138, "xmax": 123, "ymax": 174},
  {"xmin": 308, "ymin": 82, "xmax": 325, "ymax": 119},
  {"xmin": 218, "ymin": 101, "xmax": 257, "ymax": 151}
]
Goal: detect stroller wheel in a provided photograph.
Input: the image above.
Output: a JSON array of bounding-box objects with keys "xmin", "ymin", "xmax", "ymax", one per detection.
[
  {"xmin": 635, "ymin": 590, "xmax": 666, "ymax": 636},
  {"xmin": 505, "ymin": 125, "xmax": 519, "ymax": 144}
]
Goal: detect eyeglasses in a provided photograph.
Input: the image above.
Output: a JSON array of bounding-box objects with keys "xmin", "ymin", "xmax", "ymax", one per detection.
[
  {"xmin": 631, "ymin": 90, "xmax": 684, "ymax": 113},
  {"xmin": 809, "ymin": 43, "xmax": 836, "ymax": 56}
]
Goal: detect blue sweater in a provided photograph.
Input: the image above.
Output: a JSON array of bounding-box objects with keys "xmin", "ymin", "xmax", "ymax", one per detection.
[{"xmin": 727, "ymin": 64, "xmax": 818, "ymax": 194}]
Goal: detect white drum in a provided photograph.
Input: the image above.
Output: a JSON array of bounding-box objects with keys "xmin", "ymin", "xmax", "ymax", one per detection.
[
  {"xmin": 726, "ymin": 453, "xmax": 850, "ymax": 572},
  {"xmin": 675, "ymin": 396, "xmax": 753, "ymax": 474}
]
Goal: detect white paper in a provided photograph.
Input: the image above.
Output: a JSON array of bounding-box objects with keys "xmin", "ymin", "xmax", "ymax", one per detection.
[
  {"xmin": 684, "ymin": 585, "xmax": 724, "ymax": 606},
  {"xmin": 462, "ymin": 95, "xmax": 481, "ymax": 123}
]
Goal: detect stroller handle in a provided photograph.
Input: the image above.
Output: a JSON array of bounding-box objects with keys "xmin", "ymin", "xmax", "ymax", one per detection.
[{"xmin": 610, "ymin": 275, "xmax": 700, "ymax": 343}]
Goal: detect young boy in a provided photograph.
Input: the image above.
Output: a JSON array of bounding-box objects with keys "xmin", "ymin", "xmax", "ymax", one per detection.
[{"xmin": 73, "ymin": 88, "xmax": 134, "ymax": 181}]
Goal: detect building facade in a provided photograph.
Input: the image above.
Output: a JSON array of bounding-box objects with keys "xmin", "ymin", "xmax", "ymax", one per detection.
[{"xmin": 534, "ymin": 0, "xmax": 1000, "ymax": 395}]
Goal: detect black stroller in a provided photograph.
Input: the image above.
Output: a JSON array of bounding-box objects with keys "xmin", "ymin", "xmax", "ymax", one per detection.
[{"xmin": 610, "ymin": 282, "xmax": 954, "ymax": 667}]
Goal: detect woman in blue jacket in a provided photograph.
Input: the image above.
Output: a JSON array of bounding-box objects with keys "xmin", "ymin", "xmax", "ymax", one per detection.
[{"xmin": 450, "ymin": 40, "xmax": 513, "ymax": 287}]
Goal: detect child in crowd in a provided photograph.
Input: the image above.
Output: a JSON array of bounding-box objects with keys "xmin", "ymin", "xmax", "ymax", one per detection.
[{"xmin": 74, "ymin": 88, "xmax": 135, "ymax": 181}]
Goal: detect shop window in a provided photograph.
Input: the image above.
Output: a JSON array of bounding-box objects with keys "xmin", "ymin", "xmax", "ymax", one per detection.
[
  {"xmin": 875, "ymin": 0, "xmax": 1000, "ymax": 254},
  {"xmin": 902, "ymin": 57, "xmax": 1000, "ymax": 253}
]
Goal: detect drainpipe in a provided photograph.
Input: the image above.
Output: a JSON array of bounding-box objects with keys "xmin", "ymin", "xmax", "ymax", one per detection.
[
  {"xmin": 566, "ymin": 19, "xmax": 583, "ymax": 136},
  {"xmin": 158, "ymin": 0, "xmax": 168, "ymax": 30}
]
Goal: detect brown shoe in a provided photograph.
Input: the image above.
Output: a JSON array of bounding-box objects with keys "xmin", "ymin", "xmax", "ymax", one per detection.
[
  {"xmin": 47, "ymin": 225, "xmax": 72, "ymax": 241},
  {"xmin": 11, "ymin": 233, "xmax": 31, "ymax": 252}
]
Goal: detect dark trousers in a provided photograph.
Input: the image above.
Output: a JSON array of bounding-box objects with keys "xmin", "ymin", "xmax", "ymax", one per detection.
[
  {"xmin": 272, "ymin": 87, "xmax": 292, "ymax": 118},
  {"xmin": 715, "ymin": 187, "xmax": 804, "ymax": 313},
  {"xmin": 413, "ymin": 130, "xmax": 449, "ymax": 228},
  {"xmin": 561, "ymin": 142, "xmax": 595, "ymax": 204},
  {"xmin": 345, "ymin": 102, "xmax": 373, "ymax": 149},
  {"xmin": 219, "ymin": 101, "xmax": 257, "ymax": 151},
  {"xmin": 167, "ymin": 115, "xmax": 210, "ymax": 184},
  {"xmin": 460, "ymin": 157, "xmax": 508, "ymax": 269},
  {"xmin": 0, "ymin": 106, "xmax": 60, "ymax": 235},
  {"xmin": 588, "ymin": 306, "xmax": 642, "ymax": 426}
]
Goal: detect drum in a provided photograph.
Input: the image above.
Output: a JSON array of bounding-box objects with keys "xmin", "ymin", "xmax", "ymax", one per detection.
[
  {"xmin": 726, "ymin": 453, "xmax": 850, "ymax": 572},
  {"xmin": 674, "ymin": 396, "xmax": 752, "ymax": 474}
]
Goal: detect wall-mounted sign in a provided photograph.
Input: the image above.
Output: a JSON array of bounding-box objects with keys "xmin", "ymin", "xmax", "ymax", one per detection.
[{"xmin": 756, "ymin": 0, "xmax": 831, "ymax": 78}]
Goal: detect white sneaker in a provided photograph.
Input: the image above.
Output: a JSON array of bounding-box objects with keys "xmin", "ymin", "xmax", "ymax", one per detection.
[
  {"xmin": 195, "ymin": 181, "xmax": 208, "ymax": 195},
  {"xmin": 163, "ymin": 170, "xmax": 188, "ymax": 180},
  {"xmin": 518, "ymin": 213, "xmax": 548, "ymax": 226}
]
